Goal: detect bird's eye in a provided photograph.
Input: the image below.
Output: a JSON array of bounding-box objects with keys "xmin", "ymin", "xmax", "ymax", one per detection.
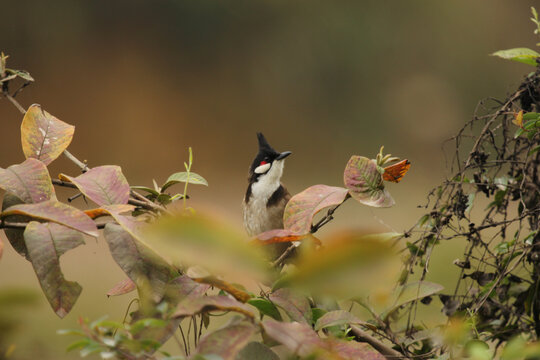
[{"xmin": 260, "ymin": 160, "xmax": 268, "ymax": 165}]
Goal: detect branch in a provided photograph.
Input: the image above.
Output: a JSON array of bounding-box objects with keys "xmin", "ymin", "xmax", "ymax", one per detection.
[
  {"xmin": 2, "ymin": 90, "xmax": 89, "ymax": 173},
  {"xmin": 463, "ymin": 89, "xmax": 523, "ymax": 169},
  {"xmin": 4, "ymin": 92, "xmax": 26, "ymax": 114},
  {"xmin": 350, "ymin": 325, "xmax": 411, "ymax": 360},
  {"xmin": 0, "ymin": 220, "xmax": 107, "ymax": 230},
  {"xmin": 273, "ymin": 195, "xmax": 350, "ymax": 267},
  {"xmin": 310, "ymin": 194, "xmax": 350, "ymax": 233},
  {"xmin": 271, "ymin": 243, "xmax": 297, "ymax": 267}
]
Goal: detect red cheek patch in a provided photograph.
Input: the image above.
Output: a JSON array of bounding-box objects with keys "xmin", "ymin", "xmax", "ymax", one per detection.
[{"xmin": 260, "ymin": 161, "xmax": 268, "ymax": 165}]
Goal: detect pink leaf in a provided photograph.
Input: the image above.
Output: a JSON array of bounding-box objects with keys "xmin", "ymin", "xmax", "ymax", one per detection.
[
  {"xmin": 284, "ymin": 185, "xmax": 349, "ymax": 234},
  {"xmin": 61, "ymin": 166, "xmax": 130, "ymax": 206},
  {"xmin": 194, "ymin": 322, "xmax": 256, "ymax": 360},
  {"xmin": 107, "ymin": 278, "xmax": 136, "ymax": 297},
  {"xmin": 269, "ymin": 288, "xmax": 312, "ymax": 324},
  {"xmin": 2, "ymin": 200, "xmax": 98, "ymax": 237},
  {"xmin": 24, "ymin": 221, "xmax": 84, "ymax": 318},
  {"xmin": 0, "ymin": 158, "xmax": 55, "ymax": 203},
  {"xmin": 344, "ymin": 156, "xmax": 394, "ymax": 207}
]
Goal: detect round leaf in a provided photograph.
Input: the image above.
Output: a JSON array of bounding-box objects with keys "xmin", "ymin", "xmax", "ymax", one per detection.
[
  {"xmin": 344, "ymin": 156, "xmax": 394, "ymax": 207},
  {"xmin": 193, "ymin": 322, "xmax": 256, "ymax": 360},
  {"xmin": 21, "ymin": 104, "xmax": 75, "ymax": 165},
  {"xmin": 0, "ymin": 158, "xmax": 56, "ymax": 203},
  {"xmin": 284, "ymin": 185, "xmax": 349, "ymax": 234},
  {"xmin": 161, "ymin": 172, "xmax": 208, "ymax": 191},
  {"xmin": 61, "ymin": 166, "xmax": 130, "ymax": 206}
]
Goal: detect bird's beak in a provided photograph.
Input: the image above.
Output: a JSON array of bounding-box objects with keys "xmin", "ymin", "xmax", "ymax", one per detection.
[{"xmin": 276, "ymin": 151, "xmax": 292, "ymax": 160}]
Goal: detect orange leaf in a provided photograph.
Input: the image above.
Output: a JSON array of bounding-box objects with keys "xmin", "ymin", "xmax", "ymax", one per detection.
[
  {"xmin": 192, "ymin": 276, "xmax": 251, "ymax": 303},
  {"xmin": 84, "ymin": 208, "xmax": 111, "ymax": 219},
  {"xmin": 382, "ymin": 159, "xmax": 411, "ymax": 183},
  {"xmin": 252, "ymin": 229, "xmax": 322, "ymax": 246}
]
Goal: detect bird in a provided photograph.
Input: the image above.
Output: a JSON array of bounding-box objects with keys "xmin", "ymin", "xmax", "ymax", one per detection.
[{"xmin": 243, "ymin": 133, "xmax": 292, "ymax": 245}]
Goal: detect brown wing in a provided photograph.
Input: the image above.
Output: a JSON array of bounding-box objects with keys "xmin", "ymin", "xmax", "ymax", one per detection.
[{"xmin": 382, "ymin": 159, "xmax": 411, "ymax": 183}]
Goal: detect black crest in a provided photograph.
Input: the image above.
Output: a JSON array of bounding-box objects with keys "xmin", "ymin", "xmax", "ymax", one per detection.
[{"xmin": 257, "ymin": 132, "xmax": 277, "ymax": 153}]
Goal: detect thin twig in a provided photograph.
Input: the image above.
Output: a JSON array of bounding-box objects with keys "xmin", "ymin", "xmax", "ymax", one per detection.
[
  {"xmin": 350, "ymin": 325, "xmax": 411, "ymax": 359},
  {"xmin": 272, "ymin": 196, "xmax": 350, "ymax": 267},
  {"xmin": 0, "ymin": 220, "xmax": 107, "ymax": 230}
]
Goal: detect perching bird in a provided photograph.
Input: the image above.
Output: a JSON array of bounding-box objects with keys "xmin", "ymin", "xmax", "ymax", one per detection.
[{"xmin": 243, "ymin": 133, "xmax": 292, "ymax": 240}]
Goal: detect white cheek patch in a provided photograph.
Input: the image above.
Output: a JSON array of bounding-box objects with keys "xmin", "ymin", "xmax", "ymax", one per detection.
[{"xmin": 254, "ymin": 163, "xmax": 271, "ymax": 174}]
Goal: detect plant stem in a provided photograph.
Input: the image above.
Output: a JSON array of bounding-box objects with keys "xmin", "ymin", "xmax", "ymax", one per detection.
[{"xmin": 350, "ymin": 325, "xmax": 411, "ymax": 360}]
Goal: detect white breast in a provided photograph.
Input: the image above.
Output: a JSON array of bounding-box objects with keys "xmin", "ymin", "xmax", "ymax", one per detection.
[{"xmin": 243, "ymin": 161, "xmax": 285, "ymax": 236}]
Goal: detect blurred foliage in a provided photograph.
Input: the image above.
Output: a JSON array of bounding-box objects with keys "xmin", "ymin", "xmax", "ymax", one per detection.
[
  {"xmin": 1, "ymin": 5, "xmax": 540, "ymax": 360},
  {"xmin": 0, "ymin": 288, "xmax": 39, "ymax": 359}
]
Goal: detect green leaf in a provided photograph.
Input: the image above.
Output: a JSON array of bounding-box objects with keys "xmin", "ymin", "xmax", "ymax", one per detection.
[
  {"xmin": 465, "ymin": 193, "xmax": 475, "ymax": 213},
  {"xmin": 247, "ymin": 298, "xmax": 282, "ymax": 320},
  {"xmin": 157, "ymin": 193, "xmax": 172, "ymax": 205},
  {"xmin": 130, "ymin": 318, "xmax": 167, "ymax": 334},
  {"xmin": 21, "ymin": 104, "xmax": 75, "ymax": 165},
  {"xmin": 161, "ymin": 172, "xmax": 208, "ymax": 191},
  {"xmin": 311, "ymin": 308, "xmax": 327, "ymax": 325},
  {"xmin": 24, "ymin": 222, "xmax": 84, "ymax": 318},
  {"xmin": 60, "ymin": 166, "xmax": 130, "ymax": 206},
  {"xmin": 524, "ymin": 231, "xmax": 537, "ymax": 245},
  {"xmin": 344, "ymin": 156, "xmax": 394, "ymax": 207},
  {"xmin": 487, "ymin": 190, "xmax": 507, "ymax": 209},
  {"xmin": 491, "ymin": 48, "xmax": 540, "ymax": 66},
  {"xmin": 283, "ymin": 185, "xmax": 349, "ymax": 234},
  {"xmin": 80, "ymin": 342, "xmax": 104, "ymax": 357},
  {"xmin": 131, "ymin": 186, "xmax": 160, "ymax": 197},
  {"xmin": 66, "ymin": 339, "xmax": 91, "ymax": 352},
  {"xmin": 6, "ymin": 68, "xmax": 34, "ymax": 82}
]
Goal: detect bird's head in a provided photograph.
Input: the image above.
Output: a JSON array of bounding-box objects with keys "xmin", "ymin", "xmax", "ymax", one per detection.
[{"xmin": 248, "ymin": 132, "xmax": 292, "ymax": 183}]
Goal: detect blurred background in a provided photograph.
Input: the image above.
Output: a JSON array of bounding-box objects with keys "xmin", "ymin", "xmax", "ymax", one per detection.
[{"xmin": 0, "ymin": 1, "xmax": 538, "ymax": 358}]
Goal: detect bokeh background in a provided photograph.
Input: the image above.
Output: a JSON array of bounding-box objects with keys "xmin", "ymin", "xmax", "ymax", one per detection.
[{"xmin": 0, "ymin": 1, "xmax": 538, "ymax": 359}]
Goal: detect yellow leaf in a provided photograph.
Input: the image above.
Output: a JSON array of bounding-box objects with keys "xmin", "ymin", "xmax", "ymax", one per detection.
[{"xmin": 513, "ymin": 110, "xmax": 524, "ymax": 127}]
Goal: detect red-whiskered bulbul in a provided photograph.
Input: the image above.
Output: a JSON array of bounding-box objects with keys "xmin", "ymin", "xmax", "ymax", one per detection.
[{"xmin": 243, "ymin": 133, "xmax": 292, "ymax": 238}]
